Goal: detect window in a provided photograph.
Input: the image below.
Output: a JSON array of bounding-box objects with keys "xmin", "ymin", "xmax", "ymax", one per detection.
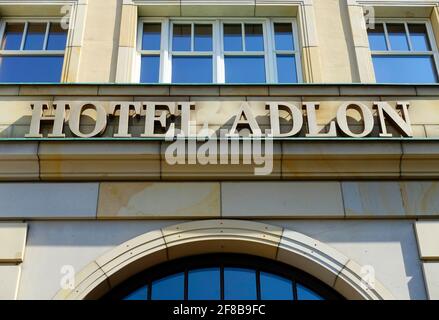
[
  {"xmin": 138, "ymin": 18, "xmax": 301, "ymax": 84},
  {"xmin": 223, "ymin": 23, "xmax": 266, "ymax": 83},
  {"xmin": 104, "ymin": 254, "xmax": 343, "ymax": 300},
  {"xmin": 368, "ymin": 21, "xmax": 439, "ymax": 83},
  {"xmin": 0, "ymin": 20, "xmax": 67, "ymax": 83},
  {"xmin": 171, "ymin": 23, "xmax": 214, "ymax": 83}
]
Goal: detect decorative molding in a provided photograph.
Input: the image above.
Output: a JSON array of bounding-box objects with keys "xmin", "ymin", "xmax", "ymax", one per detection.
[
  {"xmin": 0, "ymin": 0, "xmax": 78, "ymax": 4},
  {"xmin": 349, "ymin": 0, "xmax": 439, "ymax": 6},
  {"xmin": 53, "ymin": 220, "xmax": 395, "ymax": 300}
]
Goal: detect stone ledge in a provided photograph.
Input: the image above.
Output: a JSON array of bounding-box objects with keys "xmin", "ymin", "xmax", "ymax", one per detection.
[
  {"xmin": 415, "ymin": 221, "xmax": 439, "ymax": 260},
  {"xmin": 0, "ymin": 84, "xmax": 438, "ymax": 97},
  {"xmin": 422, "ymin": 262, "xmax": 439, "ymax": 300},
  {"xmin": 0, "ymin": 140, "xmax": 437, "ymax": 180},
  {"xmin": 0, "ymin": 223, "xmax": 27, "ymax": 263}
]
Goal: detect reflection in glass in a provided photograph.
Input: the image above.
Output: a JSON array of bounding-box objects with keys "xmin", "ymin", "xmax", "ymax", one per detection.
[
  {"xmin": 142, "ymin": 23, "xmax": 161, "ymax": 50},
  {"xmin": 224, "ymin": 24, "xmax": 243, "ymax": 51},
  {"xmin": 1, "ymin": 23, "xmax": 24, "ymax": 50},
  {"xmin": 224, "ymin": 268, "xmax": 257, "ymax": 300},
  {"xmin": 225, "ymin": 56, "xmax": 266, "ymax": 83},
  {"xmin": 47, "ymin": 23, "xmax": 67, "ymax": 50},
  {"xmin": 372, "ymin": 55, "xmax": 438, "ymax": 83},
  {"xmin": 274, "ymin": 23, "xmax": 294, "ymax": 51},
  {"xmin": 276, "ymin": 55, "xmax": 297, "ymax": 83},
  {"xmin": 194, "ymin": 24, "xmax": 213, "ymax": 51},
  {"xmin": 0, "ymin": 56, "xmax": 64, "ymax": 82},
  {"xmin": 297, "ymin": 284, "xmax": 323, "ymax": 300},
  {"xmin": 172, "ymin": 56, "xmax": 212, "ymax": 83},
  {"xmin": 409, "ymin": 24, "xmax": 431, "ymax": 51},
  {"xmin": 260, "ymin": 272, "xmax": 293, "ymax": 300},
  {"xmin": 387, "ymin": 23, "xmax": 409, "ymax": 51},
  {"xmin": 140, "ymin": 55, "xmax": 160, "ymax": 83},
  {"xmin": 245, "ymin": 24, "xmax": 264, "ymax": 51},
  {"xmin": 151, "ymin": 272, "xmax": 184, "ymax": 300},
  {"xmin": 24, "ymin": 23, "xmax": 46, "ymax": 50},
  {"xmin": 123, "ymin": 285, "xmax": 147, "ymax": 300},
  {"xmin": 188, "ymin": 268, "xmax": 221, "ymax": 300},
  {"xmin": 367, "ymin": 23, "xmax": 387, "ymax": 51},
  {"xmin": 173, "ymin": 24, "xmax": 191, "ymax": 51}
]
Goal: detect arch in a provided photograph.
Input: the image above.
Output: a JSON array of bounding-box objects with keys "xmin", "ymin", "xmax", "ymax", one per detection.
[{"xmin": 53, "ymin": 219, "xmax": 394, "ymax": 300}]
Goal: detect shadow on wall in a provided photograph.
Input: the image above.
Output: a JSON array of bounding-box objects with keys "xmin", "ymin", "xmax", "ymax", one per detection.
[{"xmin": 262, "ymin": 219, "xmax": 426, "ymax": 300}]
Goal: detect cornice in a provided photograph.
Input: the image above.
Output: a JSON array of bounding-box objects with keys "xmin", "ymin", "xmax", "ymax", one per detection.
[{"xmin": 348, "ymin": 0, "xmax": 439, "ymax": 7}]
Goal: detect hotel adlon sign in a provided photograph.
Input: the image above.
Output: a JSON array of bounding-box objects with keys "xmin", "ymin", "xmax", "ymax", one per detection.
[{"xmin": 25, "ymin": 100, "xmax": 413, "ymax": 139}]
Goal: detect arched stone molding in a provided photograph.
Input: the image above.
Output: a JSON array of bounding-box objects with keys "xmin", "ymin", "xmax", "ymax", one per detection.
[{"xmin": 54, "ymin": 219, "xmax": 394, "ymax": 300}]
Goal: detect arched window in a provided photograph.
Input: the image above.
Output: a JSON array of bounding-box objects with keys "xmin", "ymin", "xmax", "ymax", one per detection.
[{"xmin": 104, "ymin": 254, "xmax": 343, "ymax": 300}]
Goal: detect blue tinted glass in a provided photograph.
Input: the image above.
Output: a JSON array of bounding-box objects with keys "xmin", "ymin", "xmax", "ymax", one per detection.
[
  {"xmin": 224, "ymin": 24, "xmax": 242, "ymax": 51},
  {"xmin": 47, "ymin": 23, "xmax": 67, "ymax": 50},
  {"xmin": 409, "ymin": 24, "xmax": 431, "ymax": 51},
  {"xmin": 224, "ymin": 268, "xmax": 257, "ymax": 300},
  {"xmin": 225, "ymin": 56, "xmax": 266, "ymax": 83},
  {"xmin": 373, "ymin": 55, "xmax": 438, "ymax": 83},
  {"xmin": 0, "ymin": 56, "xmax": 63, "ymax": 82},
  {"xmin": 188, "ymin": 268, "xmax": 221, "ymax": 300},
  {"xmin": 274, "ymin": 23, "xmax": 294, "ymax": 51},
  {"xmin": 142, "ymin": 23, "xmax": 161, "ymax": 50},
  {"xmin": 368, "ymin": 24, "xmax": 387, "ymax": 51},
  {"xmin": 387, "ymin": 24, "xmax": 409, "ymax": 51},
  {"xmin": 297, "ymin": 284, "xmax": 323, "ymax": 300},
  {"xmin": 140, "ymin": 55, "xmax": 160, "ymax": 83},
  {"xmin": 260, "ymin": 272, "xmax": 293, "ymax": 300},
  {"xmin": 172, "ymin": 56, "xmax": 212, "ymax": 83},
  {"xmin": 123, "ymin": 285, "xmax": 148, "ymax": 300},
  {"xmin": 277, "ymin": 55, "xmax": 298, "ymax": 83},
  {"xmin": 194, "ymin": 24, "xmax": 212, "ymax": 51},
  {"xmin": 151, "ymin": 272, "xmax": 184, "ymax": 300},
  {"xmin": 173, "ymin": 24, "xmax": 191, "ymax": 51},
  {"xmin": 24, "ymin": 23, "xmax": 46, "ymax": 50},
  {"xmin": 2, "ymin": 23, "xmax": 24, "ymax": 50},
  {"xmin": 245, "ymin": 24, "xmax": 264, "ymax": 51}
]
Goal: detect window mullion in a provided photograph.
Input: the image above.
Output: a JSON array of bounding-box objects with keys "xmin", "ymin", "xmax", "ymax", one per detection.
[
  {"xmin": 20, "ymin": 22, "xmax": 28, "ymax": 51},
  {"xmin": 43, "ymin": 22, "xmax": 50, "ymax": 51},
  {"xmin": 0, "ymin": 21, "xmax": 6, "ymax": 50},
  {"xmin": 162, "ymin": 19, "xmax": 171, "ymax": 83},
  {"xmin": 241, "ymin": 22, "xmax": 246, "ymax": 52},
  {"xmin": 265, "ymin": 19, "xmax": 276, "ymax": 83},
  {"xmin": 217, "ymin": 20, "xmax": 225, "ymax": 83},
  {"xmin": 191, "ymin": 22, "xmax": 194, "ymax": 52},
  {"xmin": 383, "ymin": 23, "xmax": 391, "ymax": 51},
  {"xmin": 404, "ymin": 22, "xmax": 413, "ymax": 51}
]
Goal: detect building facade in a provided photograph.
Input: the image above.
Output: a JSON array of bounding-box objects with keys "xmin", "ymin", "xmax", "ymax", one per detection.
[{"xmin": 0, "ymin": 0, "xmax": 439, "ymax": 300}]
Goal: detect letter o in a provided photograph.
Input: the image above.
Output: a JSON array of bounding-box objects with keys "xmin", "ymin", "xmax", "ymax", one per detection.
[
  {"xmin": 336, "ymin": 102, "xmax": 374, "ymax": 138},
  {"xmin": 69, "ymin": 103, "xmax": 108, "ymax": 138}
]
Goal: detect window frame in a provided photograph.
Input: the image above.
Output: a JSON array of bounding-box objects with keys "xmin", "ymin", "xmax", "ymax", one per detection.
[
  {"xmin": 0, "ymin": 17, "xmax": 69, "ymax": 83},
  {"xmin": 137, "ymin": 17, "xmax": 302, "ymax": 84},
  {"xmin": 0, "ymin": 18, "xmax": 67, "ymax": 56},
  {"xmin": 368, "ymin": 18, "xmax": 439, "ymax": 83},
  {"xmin": 103, "ymin": 254, "xmax": 344, "ymax": 300},
  {"xmin": 170, "ymin": 20, "xmax": 218, "ymax": 84},
  {"xmin": 270, "ymin": 18, "xmax": 302, "ymax": 83}
]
